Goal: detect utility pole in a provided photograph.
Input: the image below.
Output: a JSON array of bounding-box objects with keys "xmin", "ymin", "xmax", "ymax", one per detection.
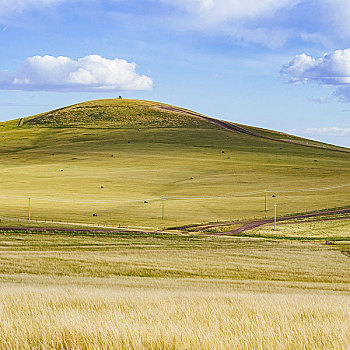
[
  {"xmin": 28, "ymin": 196, "xmax": 31, "ymax": 221},
  {"xmin": 265, "ymin": 189, "xmax": 267, "ymax": 212},
  {"xmin": 162, "ymin": 195, "xmax": 165, "ymax": 220},
  {"xmin": 274, "ymin": 204, "xmax": 277, "ymax": 230}
]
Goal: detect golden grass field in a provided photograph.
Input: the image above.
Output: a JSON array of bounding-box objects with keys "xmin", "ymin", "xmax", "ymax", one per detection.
[
  {"xmin": 0, "ymin": 99, "xmax": 349, "ymax": 349},
  {"xmin": 0, "ymin": 224, "xmax": 349, "ymax": 349},
  {"xmin": 1, "ymin": 283, "xmax": 350, "ymax": 350}
]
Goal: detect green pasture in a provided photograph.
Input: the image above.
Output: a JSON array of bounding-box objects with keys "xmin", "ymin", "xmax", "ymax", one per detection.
[{"xmin": 0, "ymin": 99, "xmax": 349, "ymax": 229}]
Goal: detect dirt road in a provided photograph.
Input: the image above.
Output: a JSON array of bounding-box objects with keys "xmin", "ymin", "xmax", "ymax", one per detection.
[
  {"xmin": 0, "ymin": 209, "xmax": 348, "ymax": 237},
  {"xmin": 205, "ymin": 208, "xmax": 350, "ymax": 235},
  {"xmin": 0, "ymin": 225, "xmax": 155, "ymax": 235},
  {"xmin": 158, "ymin": 106, "xmax": 349, "ymax": 153}
]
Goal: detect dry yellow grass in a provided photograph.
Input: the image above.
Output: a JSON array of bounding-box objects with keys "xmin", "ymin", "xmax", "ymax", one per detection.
[
  {"xmin": 0, "ymin": 283, "xmax": 349, "ymax": 350},
  {"xmin": 250, "ymin": 217, "xmax": 350, "ymax": 240},
  {"xmin": 0, "ymin": 231, "xmax": 348, "ymax": 349}
]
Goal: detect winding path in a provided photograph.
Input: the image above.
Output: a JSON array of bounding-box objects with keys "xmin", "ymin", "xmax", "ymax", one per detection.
[
  {"xmin": 158, "ymin": 106, "xmax": 350, "ymax": 153},
  {"xmin": 206, "ymin": 208, "xmax": 350, "ymax": 235}
]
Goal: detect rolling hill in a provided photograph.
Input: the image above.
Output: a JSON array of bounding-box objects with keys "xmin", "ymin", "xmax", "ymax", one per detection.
[{"xmin": 0, "ymin": 98, "xmax": 349, "ymax": 229}]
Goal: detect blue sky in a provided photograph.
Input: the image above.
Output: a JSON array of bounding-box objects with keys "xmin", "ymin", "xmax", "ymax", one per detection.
[{"xmin": 0, "ymin": 0, "xmax": 350, "ymax": 147}]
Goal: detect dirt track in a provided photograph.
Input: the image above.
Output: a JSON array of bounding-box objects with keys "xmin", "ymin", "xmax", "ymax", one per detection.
[
  {"xmin": 0, "ymin": 226, "xmax": 154, "ymax": 235},
  {"xmin": 0, "ymin": 208, "xmax": 349, "ymax": 236},
  {"xmin": 205, "ymin": 208, "xmax": 350, "ymax": 235},
  {"xmin": 158, "ymin": 106, "xmax": 350, "ymax": 153}
]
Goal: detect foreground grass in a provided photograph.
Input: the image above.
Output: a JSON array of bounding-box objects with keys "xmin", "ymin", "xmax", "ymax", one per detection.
[
  {"xmin": 0, "ymin": 284, "xmax": 350, "ymax": 350},
  {"xmin": 0, "ymin": 231, "xmax": 349, "ymax": 283},
  {"xmin": 0, "ymin": 229, "xmax": 349, "ymax": 349}
]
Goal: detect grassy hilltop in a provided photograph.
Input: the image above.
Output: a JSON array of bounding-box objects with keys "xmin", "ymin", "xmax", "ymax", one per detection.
[{"xmin": 0, "ymin": 98, "xmax": 349, "ymax": 228}]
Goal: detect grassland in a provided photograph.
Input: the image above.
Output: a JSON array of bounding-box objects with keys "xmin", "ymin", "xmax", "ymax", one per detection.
[
  {"xmin": 252, "ymin": 215, "xmax": 350, "ymax": 240},
  {"xmin": 0, "ymin": 99, "xmax": 349, "ymax": 229},
  {"xmin": 2, "ymin": 284, "xmax": 350, "ymax": 349},
  {"xmin": 0, "ymin": 228, "xmax": 349, "ymax": 349},
  {"xmin": 0, "ymin": 99, "xmax": 349, "ymax": 349}
]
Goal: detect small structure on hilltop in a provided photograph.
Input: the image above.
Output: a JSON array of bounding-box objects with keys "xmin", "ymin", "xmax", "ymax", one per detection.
[{"xmin": 118, "ymin": 96, "xmax": 122, "ymax": 99}]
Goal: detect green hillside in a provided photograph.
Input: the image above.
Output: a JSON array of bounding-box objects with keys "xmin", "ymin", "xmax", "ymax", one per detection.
[
  {"xmin": 0, "ymin": 99, "xmax": 349, "ymax": 229},
  {"xmin": 17, "ymin": 99, "xmax": 214, "ymax": 129}
]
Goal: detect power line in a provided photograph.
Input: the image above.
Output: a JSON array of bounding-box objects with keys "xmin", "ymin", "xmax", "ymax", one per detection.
[{"xmin": 0, "ymin": 182, "xmax": 348, "ymax": 204}]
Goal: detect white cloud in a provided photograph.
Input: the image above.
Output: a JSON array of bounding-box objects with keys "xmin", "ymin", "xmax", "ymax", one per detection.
[
  {"xmin": 281, "ymin": 49, "xmax": 350, "ymax": 85},
  {"xmin": 1, "ymin": 0, "xmax": 349, "ymax": 48},
  {"xmin": 223, "ymin": 27, "xmax": 291, "ymax": 49},
  {"xmin": 0, "ymin": 0, "xmax": 65, "ymax": 16},
  {"xmin": 320, "ymin": 0, "xmax": 350, "ymax": 38},
  {"xmin": 161, "ymin": 0, "xmax": 302, "ymax": 23},
  {"xmin": 156, "ymin": 0, "xmax": 350, "ymax": 48},
  {"xmin": 0, "ymin": 55, "xmax": 153, "ymax": 92},
  {"xmin": 281, "ymin": 49, "xmax": 350, "ymax": 102},
  {"xmin": 158, "ymin": 0, "xmax": 302, "ymax": 47},
  {"xmin": 333, "ymin": 87, "xmax": 350, "ymax": 102},
  {"xmin": 303, "ymin": 127, "xmax": 350, "ymax": 136}
]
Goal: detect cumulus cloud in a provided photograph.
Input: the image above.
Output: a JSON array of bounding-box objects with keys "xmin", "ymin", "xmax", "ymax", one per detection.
[
  {"xmin": 281, "ymin": 49, "xmax": 350, "ymax": 85},
  {"xmin": 0, "ymin": 55, "xmax": 153, "ymax": 92},
  {"xmin": 281, "ymin": 48, "xmax": 350, "ymax": 102},
  {"xmin": 303, "ymin": 127, "xmax": 350, "ymax": 136}
]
